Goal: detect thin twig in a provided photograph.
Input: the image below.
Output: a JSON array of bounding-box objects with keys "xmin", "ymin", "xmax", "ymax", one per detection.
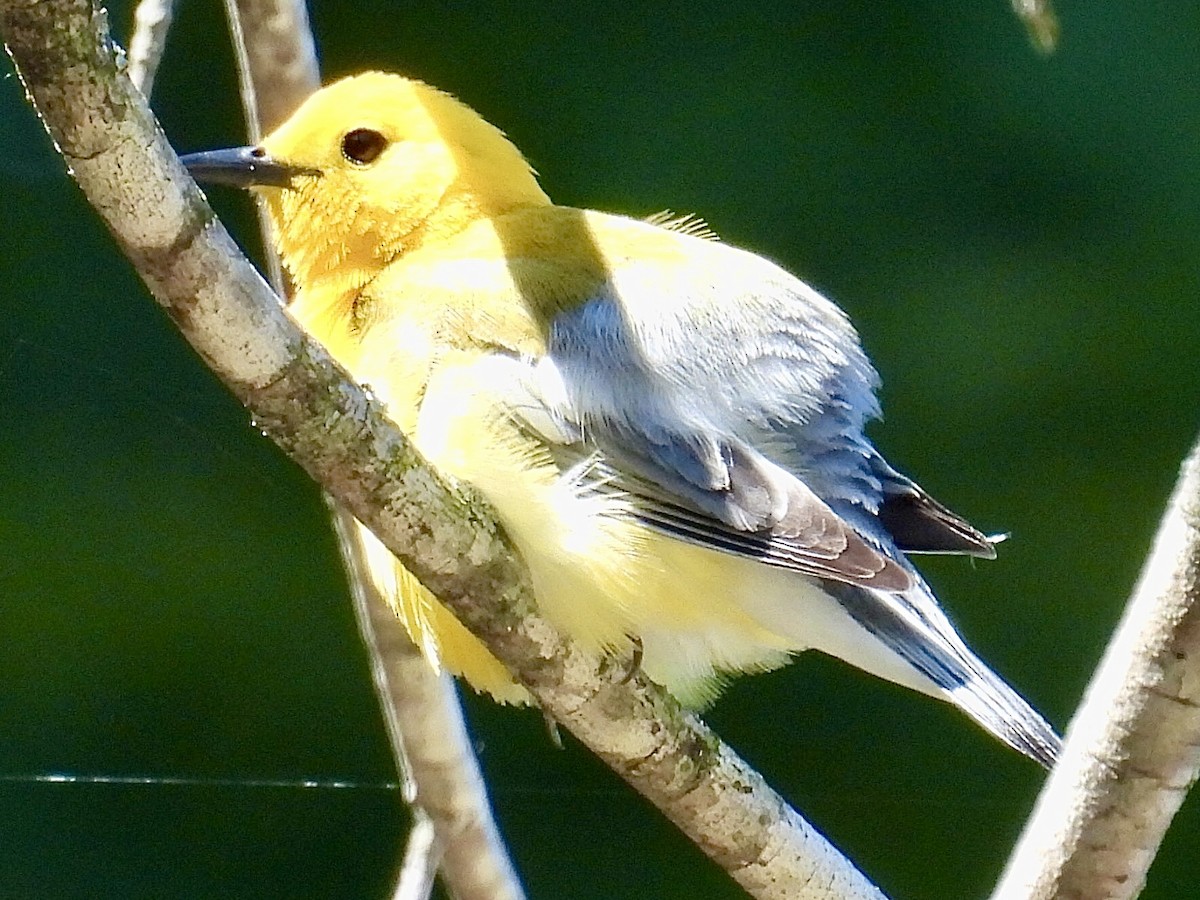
[
  {"xmin": 1011, "ymin": 0, "xmax": 1060, "ymax": 53},
  {"xmin": 394, "ymin": 811, "xmax": 440, "ymax": 900},
  {"xmin": 220, "ymin": 0, "xmax": 309, "ymax": 295},
  {"xmin": 218, "ymin": 3, "xmax": 527, "ymax": 897},
  {"xmin": 219, "ymin": 3, "xmax": 525, "ymax": 897},
  {"xmin": 335, "ymin": 507, "xmax": 526, "ymax": 900},
  {"xmin": 126, "ymin": 0, "xmax": 175, "ymax": 96},
  {"xmin": 334, "ymin": 507, "xmax": 441, "ymax": 900},
  {"xmin": 225, "ymin": 0, "xmax": 319, "ymax": 136},
  {"xmin": 992, "ymin": 436, "xmax": 1200, "ymax": 900},
  {"xmin": 0, "ymin": 2, "xmax": 888, "ymax": 896}
]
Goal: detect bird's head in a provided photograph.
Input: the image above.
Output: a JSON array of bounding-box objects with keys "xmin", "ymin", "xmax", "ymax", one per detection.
[{"xmin": 182, "ymin": 72, "xmax": 549, "ymax": 295}]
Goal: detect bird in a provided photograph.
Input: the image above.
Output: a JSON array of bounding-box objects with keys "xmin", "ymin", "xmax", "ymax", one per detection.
[{"xmin": 181, "ymin": 71, "xmax": 1061, "ymax": 767}]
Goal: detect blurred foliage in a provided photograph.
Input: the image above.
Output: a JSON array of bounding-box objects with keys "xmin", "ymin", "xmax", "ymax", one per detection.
[{"xmin": 2, "ymin": 1, "xmax": 1199, "ymax": 897}]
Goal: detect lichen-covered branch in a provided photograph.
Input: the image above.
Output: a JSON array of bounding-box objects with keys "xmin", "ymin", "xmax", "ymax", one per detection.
[
  {"xmin": 992, "ymin": 437, "xmax": 1200, "ymax": 900},
  {"xmin": 0, "ymin": 1, "xmax": 886, "ymax": 896}
]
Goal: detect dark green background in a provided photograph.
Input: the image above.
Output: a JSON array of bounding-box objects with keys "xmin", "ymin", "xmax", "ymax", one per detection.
[{"xmin": 3, "ymin": 2, "xmax": 1198, "ymax": 897}]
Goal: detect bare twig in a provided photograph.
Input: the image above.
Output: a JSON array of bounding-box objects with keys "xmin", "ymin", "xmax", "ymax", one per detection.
[
  {"xmin": 216, "ymin": 3, "xmax": 526, "ymax": 897},
  {"xmin": 393, "ymin": 810, "xmax": 440, "ymax": 900},
  {"xmin": 126, "ymin": 0, "xmax": 175, "ymax": 96},
  {"xmin": 1011, "ymin": 0, "xmax": 1060, "ymax": 53},
  {"xmin": 993, "ymin": 437, "xmax": 1200, "ymax": 900},
  {"xmin": 0, "ymin": 1, "xmax": 887, "ymax": 896},
  {"xmin": 335, "ymin": 507, "xmax": 526, "ymax": 900},
  {"xmin": 220, "ymin": 0, "xmax": 314, "ymax": 294},
  {"xmin": 224, "ymin": 0, "xmax": 319, "ymax": 136}
]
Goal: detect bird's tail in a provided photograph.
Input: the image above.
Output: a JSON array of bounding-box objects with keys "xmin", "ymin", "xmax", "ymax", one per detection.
[
  {"xmin": 829, "ymin": 582, "xmax": 1062, "ymax": 768},
  {"xmin": 942, "ymin": 656, "xmax": 1061, "ymax": 769}
]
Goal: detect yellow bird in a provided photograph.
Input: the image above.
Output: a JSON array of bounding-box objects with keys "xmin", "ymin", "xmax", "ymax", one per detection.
[{"xmin": 182, "ymin": 72, "xmax": 1060, "ymax": 766}]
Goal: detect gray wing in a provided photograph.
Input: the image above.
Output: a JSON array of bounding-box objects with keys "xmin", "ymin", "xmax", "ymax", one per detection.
[
  {"xmin": 584, "ymin": 440, "xmax": 913, "ymax": 591},
  {"xmin": 496, "ymin": 234, "xmax": 920, "ymax": 591},
  {"xmin": 491, "ymin": 224, "xmax": 993, "ymax": 587}
]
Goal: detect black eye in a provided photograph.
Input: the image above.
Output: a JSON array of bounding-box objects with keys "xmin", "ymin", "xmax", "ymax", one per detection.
[{"xmin": 341, "ymin": 128, "xmax": 388, "ymax": 165}]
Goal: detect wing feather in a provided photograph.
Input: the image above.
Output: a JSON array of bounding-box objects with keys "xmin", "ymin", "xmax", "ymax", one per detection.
[{"xmin": 473, "ymin": 218, "xmax": 984, "ymax": 592}]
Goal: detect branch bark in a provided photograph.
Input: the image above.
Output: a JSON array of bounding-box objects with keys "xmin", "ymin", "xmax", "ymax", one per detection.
[
  {"xmin": 223, "ymin": 0, "xmax": 319, "ymax": 137},
  {"xmin": 992, "ymin": 436, "xmax": 1200, "ymax": 900},
  {"xmin": 126, "ymin": 0, "xmax": 174, "ymax": 96},
  {"xmin": 0, "ymin": 1, "xmax": 886, "ymax": 897}
]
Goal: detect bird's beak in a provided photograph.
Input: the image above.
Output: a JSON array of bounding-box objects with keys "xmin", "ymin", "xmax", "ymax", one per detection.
[{"xmin": 180, "ymin": 146, "xmax": 317, "ymax": 189}]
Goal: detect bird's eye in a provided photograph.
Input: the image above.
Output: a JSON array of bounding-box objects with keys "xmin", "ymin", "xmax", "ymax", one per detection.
[{"xmin": 341, "ymin": 128, "xmax": 388, "ymax": 165}]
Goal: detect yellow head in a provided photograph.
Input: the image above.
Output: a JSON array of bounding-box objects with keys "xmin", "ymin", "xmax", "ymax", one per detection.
[{"xmin": 190, "ymin": 72, "xmax": 551, "ymax": 296}]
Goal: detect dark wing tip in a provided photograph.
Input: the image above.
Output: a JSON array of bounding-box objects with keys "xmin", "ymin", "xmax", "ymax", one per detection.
[{"xmin": 878, "ymin": 489, "xmax": 998, "ymax": 558}]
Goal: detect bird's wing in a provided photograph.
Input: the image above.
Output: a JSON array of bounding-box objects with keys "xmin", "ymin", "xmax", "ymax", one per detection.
[
  {"xmin": 482, "ymin": 231, "xmax": 921, "ymax": 591},
  {"xmin": 586, "ymin": 216, "xmax": 997, "ymax": 561}
]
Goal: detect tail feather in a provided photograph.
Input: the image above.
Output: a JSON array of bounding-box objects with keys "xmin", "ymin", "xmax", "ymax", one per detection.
[
  {"xmin": 827, "ymin": 581, "xmax": 1061, "ymax": 768},
  {"xmin": 946, "ymin": 669, "xmax": 1061, "ymax": 768}
]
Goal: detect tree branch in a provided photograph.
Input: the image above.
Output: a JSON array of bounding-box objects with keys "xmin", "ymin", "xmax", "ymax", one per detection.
[
  {"xmin": 126, "ymin": 0, "xmax": 175, "ymax": 96},
  {"xmin": 992, "ymin": 436, "xmax": 1200, "ymax": 899},
  {"xmin": 0, "ymin": 1, "xmax": 886, "ymax": 896},
  {"xmin": 1011, "ymin": 0, "xmax": 1060, "ymax": 53},
  {"xmin": 223, "ymin": 0, "xmax": 319, "ymax": 137},
  {"xmin": 394, "ymin": 810, "xmax": 440, "ymax": 900}
]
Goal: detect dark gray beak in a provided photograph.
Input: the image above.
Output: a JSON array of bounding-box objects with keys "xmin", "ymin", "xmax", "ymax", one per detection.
[{"xmin": 180, "ymin": 146, "xmax": 315, "ymax": 189}]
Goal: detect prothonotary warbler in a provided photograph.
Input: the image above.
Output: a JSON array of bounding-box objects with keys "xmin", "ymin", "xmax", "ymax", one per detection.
[{"xmin": 182, "ymin": 72, "xmax": 1060, "ymax": 767}]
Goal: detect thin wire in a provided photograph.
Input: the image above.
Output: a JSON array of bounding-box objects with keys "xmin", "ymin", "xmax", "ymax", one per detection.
[{"xmin": 0, "ymin": 772, "xmax": 402, "ymax": 791}]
